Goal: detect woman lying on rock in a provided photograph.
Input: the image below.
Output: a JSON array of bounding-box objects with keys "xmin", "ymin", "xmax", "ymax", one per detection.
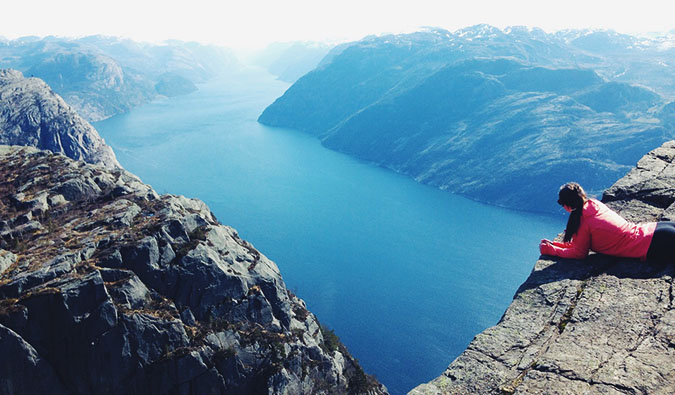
[{"xmin": 539, "ymin": 182, "xmax": 674, "ymax": 263}]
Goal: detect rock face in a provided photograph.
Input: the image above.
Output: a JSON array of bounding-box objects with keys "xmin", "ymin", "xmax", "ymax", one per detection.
[
  {"xmin": 0, "ymin": 145, "xmax": 386, "ymax": 395},
  {"xmin": 0, "ymin": 69, "xmax": 119, "ymax": 169},
  {"xmin": 410, "ymin": 140, "xmax": 675, "ymax": 394}
]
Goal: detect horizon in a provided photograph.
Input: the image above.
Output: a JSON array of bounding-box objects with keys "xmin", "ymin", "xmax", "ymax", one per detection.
[
  {"xmin": 3, "ymin": 0, "xmax": 675, "ymax": 50},
  {"xmin": 2, "ymin": 24, "xmax": 674, "ymax": 53}
]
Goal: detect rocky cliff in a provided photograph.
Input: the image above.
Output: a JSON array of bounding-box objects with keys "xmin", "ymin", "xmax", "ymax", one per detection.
[
  {"xmin": 410, "ymin": 140, "xmax": 675, "ymax": 394},
  {"xmin": 0, "ymin": 69, "xmax": 119, "ymax": 169},
  {"xmin": 0, "ymin": 145, "xmax": 386, "ymax": 395}
]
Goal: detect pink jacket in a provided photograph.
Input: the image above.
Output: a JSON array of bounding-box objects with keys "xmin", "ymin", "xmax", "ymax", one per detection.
[{"xmin": 540, "ymin": 199, "xmax": 656, "ymax": 260}]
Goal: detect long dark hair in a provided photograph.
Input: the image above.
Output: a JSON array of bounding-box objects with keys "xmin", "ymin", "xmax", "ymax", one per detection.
[{"xmin": 558, "ymin": 182, "xmax": 587, "ymax": 242}]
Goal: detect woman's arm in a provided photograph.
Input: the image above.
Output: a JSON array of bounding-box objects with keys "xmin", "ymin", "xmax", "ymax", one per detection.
[
  {"xmin": 550, "ymin": 241, "xmax": 572, "ymax": 248},
  {"xmin": 540, "ymin": 223, "xmax": 591, "ymax": 259}
]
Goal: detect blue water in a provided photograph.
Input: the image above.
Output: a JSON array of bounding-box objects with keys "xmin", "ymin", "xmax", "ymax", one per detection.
[{"xmin": 94, "ymin": 67, "xmax": 563, "ymax": 395}]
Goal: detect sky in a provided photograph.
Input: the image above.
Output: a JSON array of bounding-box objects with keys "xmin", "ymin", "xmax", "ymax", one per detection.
[{"xmin": 3, "ymin": 0, "xmax": 674, "ymax": 49}]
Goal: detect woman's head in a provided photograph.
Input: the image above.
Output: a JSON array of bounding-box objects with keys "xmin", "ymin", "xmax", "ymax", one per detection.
[
  {"xmin": 558, "ymin": 182, "xmax": 587, "ymax": 211},
  {"xmin": 558, "ymin": 182, "xmax": 587, "ymax": 242}
]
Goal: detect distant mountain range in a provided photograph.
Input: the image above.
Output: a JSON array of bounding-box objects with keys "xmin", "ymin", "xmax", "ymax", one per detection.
[
  {"xmin": 0, "ymin": 36, "xmax": 240, "ymax": 121},
  {"xmin": 259, "ymin": 25, "xmax": 675, "ymax": 213}
]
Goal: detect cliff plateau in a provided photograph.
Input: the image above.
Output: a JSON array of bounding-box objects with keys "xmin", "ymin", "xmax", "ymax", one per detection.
[
  {"xmin": 410, "ymin": 140, "xmax": 675, "ymax": 394},
  {"xmin": 0, "ymin": 145, "xmax": 386, "ymax": 395}
]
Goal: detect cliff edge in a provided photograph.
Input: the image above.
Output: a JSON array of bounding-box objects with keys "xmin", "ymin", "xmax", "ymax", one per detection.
[
  {"xmin": 410, "ymin": 140, "xmax": 675, "ymax": 394},
  {"xmin": 0, "ymin": 145, "xmax": 386, "ymax": 394}
]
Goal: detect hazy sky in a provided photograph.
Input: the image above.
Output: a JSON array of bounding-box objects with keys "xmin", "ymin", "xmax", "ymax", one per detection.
[{"xmin": 3, "ymin": 0, "xmax": 674, "ymax": 48}]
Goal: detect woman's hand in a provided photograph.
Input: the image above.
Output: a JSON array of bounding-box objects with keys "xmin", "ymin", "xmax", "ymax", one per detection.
[{"xmin": 539, "ymin": 239, "xmax": 554, "ymax": 255}]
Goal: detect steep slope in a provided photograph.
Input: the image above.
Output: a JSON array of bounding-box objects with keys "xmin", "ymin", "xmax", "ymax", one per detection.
[
  {"xmin": 0, "ymin": 69, "xmax": 119, "ymax": 169},
  {"xmin": 259, "ymin": 26, "xmax": 674, "ymax": 213},
  {"xmin": 320, "ymin": 59, "xmax": 669, "ymax": 212},
  {"xmin": 0, "ymin": 145, "xmax": 386, "ymax": 395},
  {"xmin": 258, "ymin": 26, "xmax": 650, "ymax": 137},
  {"xmin": 410, "ymin": 140, "xmax": 675, "ymax": 394}
]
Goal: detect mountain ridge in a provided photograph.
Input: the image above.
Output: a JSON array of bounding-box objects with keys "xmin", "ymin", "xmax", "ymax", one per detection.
[{"xmin": 259, "ymin": 25, "xmax": 675, "ymax": 213}]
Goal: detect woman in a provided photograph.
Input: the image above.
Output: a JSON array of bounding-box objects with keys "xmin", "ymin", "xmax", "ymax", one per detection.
[{"xmin": 539, "ymin": 182, "xmax": 675, "ymax": 263}]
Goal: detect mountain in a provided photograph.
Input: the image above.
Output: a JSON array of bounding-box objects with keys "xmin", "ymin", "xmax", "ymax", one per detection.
[
  {"xmin": 0, "ymin": 36, "xmax": 240, "ymax": 121},
  {"xmin": 658, "ymin": 100, "xmax": 675, "ymax": 128},
  {"xmin": 154, "ymin": 72, "xmax": 198, "ymax": 97},
  {"xmin": 259, "ymin": 26, "xmax": 675, "ymax": 213},
  {"xmin": 410, "ymin": 140, "xmax": 675, "ymax": 394},
  {"xmin": 0, "ymin": 144, "xmax": 387, "ymax": 395},
  {"xmin": 0, "ymin": 69, "xmax": 119, "ymax": 169},
  {"xmin": 75, "ymin": 36, "xmax": 239, "ymax": 84},
  {"xmin": 562, "ymin": 30, "xmax": 675, "ymax": 98}
]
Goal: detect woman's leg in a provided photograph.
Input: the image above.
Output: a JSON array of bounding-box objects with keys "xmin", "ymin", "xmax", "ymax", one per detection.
[{"xmin": 646, "ymin": 221, "xmax": 675, "ymax": 264}]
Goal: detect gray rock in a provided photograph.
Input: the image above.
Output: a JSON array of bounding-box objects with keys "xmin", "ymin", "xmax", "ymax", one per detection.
[
  {"xmin": 74, "ymin": 199, "xmax": 141, "ymax": 231},
  {"xmin": 55, "ymin": 177, "xmax": 102, "ymax": 202},
  {"xmin": 0, "ymin": 324, "xmax": 69, "ymax": 395},
  {"xmin": 12, "ymin": 212, "xmax": 32, "ymax": 226},
  {"xmin": 410, "ymin": 140, "xmax": 675, "ymax": 394},
  {"xmin": 100, "ymin": 269, "xmax": 151, "ymax": 309},
  {"xmin": 48, "ymin": 194, "xmax": 67, "ymax": 207},
  {"xmin": 0, "ymin": 250, "xmax": 16, "ymax": 275},
  {"xmin": 0, "ymin": 252, "xmax": 81, "ymax": 298}
]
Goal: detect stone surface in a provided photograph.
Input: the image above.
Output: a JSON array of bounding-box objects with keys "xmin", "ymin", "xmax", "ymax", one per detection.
[
  {"xmin": 0, "ymin": 69, "xmax": 119, "ymax": 169},
  {"xmin": 410, "ymin": 140, "xmax": 675, "ymax": 394},
  {"xmin": 0, "ymin": 324, "xmax": 69, "ymax": 394},
  {"xmin": 0, "ymin": 145, "xmax": 386, "ymax": 395},
  {"xmin": 0, "ymin": 250, "xmax": 15, "ymax": 275}
]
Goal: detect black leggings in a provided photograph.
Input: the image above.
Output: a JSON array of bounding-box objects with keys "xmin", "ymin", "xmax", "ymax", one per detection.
[{"xmin": 646, "ymin": 221, "xmax": 675, "ymax": 264}]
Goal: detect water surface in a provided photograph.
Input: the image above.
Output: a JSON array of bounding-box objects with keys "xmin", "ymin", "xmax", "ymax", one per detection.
[{"xmin": 95, "ymin": 67, "xmax": 563, "ymax": 394}]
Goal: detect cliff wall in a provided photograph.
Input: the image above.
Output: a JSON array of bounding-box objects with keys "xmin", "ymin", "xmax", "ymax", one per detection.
[{"xmin": 0, "ymin": 145, "xmax": 386, "ymax": 395}]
